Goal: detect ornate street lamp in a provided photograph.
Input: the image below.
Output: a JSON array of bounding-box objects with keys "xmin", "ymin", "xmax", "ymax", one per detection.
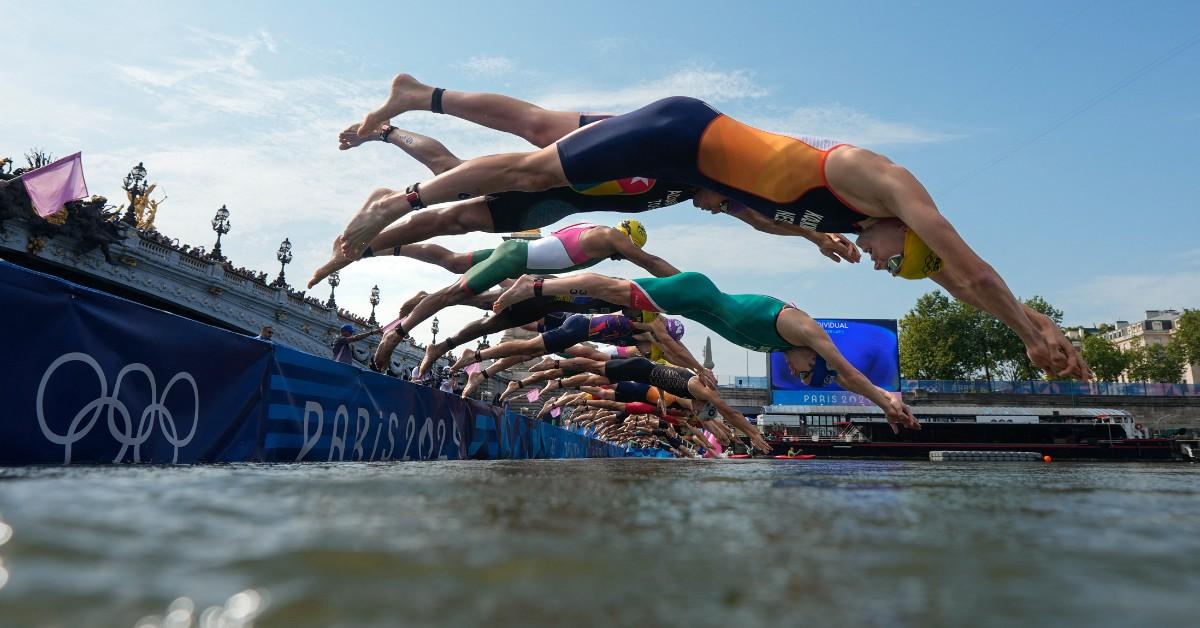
[
  {"xmin": 327, "ymin": 270, "xmax": 339, "ymax": 308},
  {"xmin": 477, "ymin": 335, "xmax": 490, "ymax": 350},
  {"xmin": 274, "ymin": 238, "xmax": 292, "ymax": 287},
  {"xmin": 209, "ymin": 204, "xmax": 231, "ymax": 260},
  {"xmin": 368, "ymin": 284, "xmax": 380, "ymax": 326},
  {"xmin": 431, "ymin": 316, "xmax": 440, "ymax": 345},
  {"xmin": 121, "ymin": 162, "xmax": 148, "ymax": 225}
]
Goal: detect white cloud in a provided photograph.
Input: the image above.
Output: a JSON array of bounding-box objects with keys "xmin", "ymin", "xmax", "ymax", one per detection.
[
  {"xmin": 749, "ymin": 105, "xmax": 961, "ymax": 147},
  {"xmin": 1059, "ymin": 271, "xmax": 1200, "ymax": 325},
  {"xmin": 537, "ymin": 67, "xmax": 768, "ymax": 112},
  {"xmin": 455, "ymin": 55, "xmax": 516, "ymax": 77}
]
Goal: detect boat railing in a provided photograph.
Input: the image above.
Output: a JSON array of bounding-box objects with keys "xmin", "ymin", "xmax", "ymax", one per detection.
[{"xmin": 774, "ymin": 428, "xmax": 869, "ymax": 444}]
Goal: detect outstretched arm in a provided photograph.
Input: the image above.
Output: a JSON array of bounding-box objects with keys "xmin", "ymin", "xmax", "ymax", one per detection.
[
  {"xmin": 784, "ymin": 311, "xmax": 919, "ymax": 434},
  {"xmin": 686, "ymin": 381, "xmax": 771, "ymax": 453},
  {"xmin": 725, "ymin": 208, "xmax": 861, "ymax": 263},
  {"xmin": 933, "ymin": 266, "xmax": 1091, "ymax": 380},
  {"xmin": 633, "ymin": 318, "xmax": 716, "ymax": 388},
  {"xmin": 347, "ymin": 329, "xmax": 381, "ymax": 342},
  {"xmin": 605, "ymin": 230, "xmax": 681, "ymax": 277},
  {"xmin": 888, "ymin": 181, "xmax": 1084, "ymax": 379}
]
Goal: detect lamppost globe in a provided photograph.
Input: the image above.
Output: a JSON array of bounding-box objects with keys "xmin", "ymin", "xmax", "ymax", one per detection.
[
  {"xmin": 368, "ymin": 284, "xmax": 381, "ymax": 326},
  {"xmin": 326, "ymin": 271, "xmax": 339, "ymax": 308},
  {"xmin": 121, "ymin": 162, "xmax": 148, "ymax": 226},
  {"xmin": 209, "ymin": 204, "xmax": 231, "ymax": 260},
  {"xmin": 123, "ymin": 162, "xmax": 147, "ymax": 189},
  {"xmin": 274, "ymin": 237, "xmax": 293, "ymax": 287}
]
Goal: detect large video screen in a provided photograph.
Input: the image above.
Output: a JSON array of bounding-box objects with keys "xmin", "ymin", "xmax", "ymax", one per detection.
[{"xmin": 770, "ymin": 319, "xmax": 899, "ymax": 406}]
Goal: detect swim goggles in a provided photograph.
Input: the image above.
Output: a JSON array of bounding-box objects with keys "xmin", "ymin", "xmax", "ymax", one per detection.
[{"xmin": 886, "ymin": 254, "xmax": 904, "ymax": 276}]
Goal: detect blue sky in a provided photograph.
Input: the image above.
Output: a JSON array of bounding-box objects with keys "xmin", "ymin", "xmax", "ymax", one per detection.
[{"xmin": 3, "ymin": 0, "xmax": 1198, "ymax": 378}]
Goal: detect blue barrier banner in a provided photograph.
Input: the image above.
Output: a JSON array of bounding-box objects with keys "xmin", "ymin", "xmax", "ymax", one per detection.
[
  {"xmin": 0, "ymin": 261, "xmax": 640, "ymax": 464},
  {"xmin": 902, "ymin": 379, "xmax": 1200, "ymax": 396},
  {"xmin": 265, "ymin": 346, "xmax": 471, "ymax": 462},
  {"xmin": 0, "ymin": 261, "xmax": 271, "ymax": 464}
]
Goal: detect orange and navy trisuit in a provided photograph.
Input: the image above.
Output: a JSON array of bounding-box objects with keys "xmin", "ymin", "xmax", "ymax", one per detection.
[
  {"xmin": 483, "ymin": 112, "xmax": 696, "ymax": 232},
  {"xmin": 556, "ymin": 97, "xmax": 868, "ymax": 232}
]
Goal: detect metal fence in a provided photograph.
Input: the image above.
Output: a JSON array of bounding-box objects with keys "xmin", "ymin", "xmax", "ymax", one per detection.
[
  {"xmin": 901, "ymin": 380, "xmax": 1200, "ymax": 397},
  {"xmin": 723, "ymin": 376, "xmax": 770, "ymax": 388}
]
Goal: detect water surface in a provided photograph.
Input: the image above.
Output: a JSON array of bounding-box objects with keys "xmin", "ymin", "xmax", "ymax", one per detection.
[{"xmin": 0, "ymin": 459, "xmax": 1197, "ymax": 627}]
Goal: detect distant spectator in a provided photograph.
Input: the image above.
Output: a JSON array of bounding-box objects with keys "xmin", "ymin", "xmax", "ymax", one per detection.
[
  {"xmin": 254, "ymin": 325, "xmax": 274, "ymax": 342},
  {"xmin": 331, "ymin": 324, "xmax": 378, "ymax": 364},
  {"xmin": 410, "ymin": 365, "xmax": 433, "ymax": 386}
]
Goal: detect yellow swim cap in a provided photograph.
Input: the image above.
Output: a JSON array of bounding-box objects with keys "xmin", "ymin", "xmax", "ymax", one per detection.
[
  {"xmin": 617, "ymin": 219, "xmax": 648, "ymax": 248},
  {"xmin": 893, "ymin": 228, "xmax": 943, "ymax": 280}
]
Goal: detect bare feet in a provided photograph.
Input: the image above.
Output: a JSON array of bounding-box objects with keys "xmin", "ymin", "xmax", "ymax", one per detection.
[
  {"xmin": 449, "ymin": 348, "xmax": 482, "ymax": 372},
  {"xmin": 340, "ymin": 196, "xmax": 407, "ymax": 259},
  {"xmin": 530, "ymin": 357, "xmax": 559, "ymax": 372},
  {"xmin": 339, "ymin": 122, "xmax": 389, "ymax": 151},
  {"xmin": 491, "ymin": 274, "xmax": 537, "ymax": 313},
  {"xmin": 357, "ymin": 74, "xmax": 434, "ymax": 138},
  {"xmin": 498, "ymin": 380, "xmax": 520, "ymax": 402},
  {"xmin": 462, "ymin": 370, "xmax": 487, "ymax": 399},
  {"xmin": 539, "ymin": 380, "xmax": 559, "ymax": 397},
  {"xmin": 309, "ymin": 235, "xmax": 355, "ymax": 288},
  {"xmin": 373, "ymin": 330, "xmax": 404, "ymax": 373},
  {"xmin": 418, "ymin": 342, "xmax": 447, "ymax": 379}
]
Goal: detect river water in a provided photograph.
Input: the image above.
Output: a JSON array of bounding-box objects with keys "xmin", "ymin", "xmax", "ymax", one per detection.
[{"xmin": 0, "ymin": 459, "xmax": 1197, "ymax": 627}]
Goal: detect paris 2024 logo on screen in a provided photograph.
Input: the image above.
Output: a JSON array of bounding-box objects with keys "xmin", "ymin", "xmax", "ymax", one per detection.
[{"xmin": 769, "ymin": 319, "xmax": 899, "ymax": 406}]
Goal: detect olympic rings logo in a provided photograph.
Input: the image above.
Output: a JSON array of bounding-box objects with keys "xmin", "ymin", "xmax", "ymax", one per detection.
[{"xmin": 36, "ymin": 352, "xmax": 200, "ymax": 464}]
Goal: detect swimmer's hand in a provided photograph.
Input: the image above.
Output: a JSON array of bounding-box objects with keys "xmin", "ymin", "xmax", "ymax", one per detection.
[
  {"xmin": 750, "ymin": 432, "xmax": 772, "ymax": 454},
  {"xmin": 817, "ymin": 233, "xmax": 862, "ymax": 264},
  {"xmin": 882, "ymin": 396, "xmax": 920, "ymax": 434},
  {"xmin": 1032, "ymin": 316, "xmax": 1094, "ymax": 381}
]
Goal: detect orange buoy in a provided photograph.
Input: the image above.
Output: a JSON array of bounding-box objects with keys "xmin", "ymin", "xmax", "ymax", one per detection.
[{"xmin": 1043, "ymin": 455, "xmax": 1052, "ymax": 463}]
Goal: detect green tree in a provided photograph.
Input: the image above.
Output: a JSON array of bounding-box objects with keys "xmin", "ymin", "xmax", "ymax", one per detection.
[
  {"xmin": 1125, "ymin": 341, "xmax": 1186, "ymax": 383},
  {"xmin": 1081, "ymin": 334, "xmax": 1128, "ymax": 381},
  {"xmin": 900, "ymin": 292, "xmax": 1071, "ymax": 382},
  {"xmin": 1174, "ymin": 310, "xmax": 1200, "ymax": 366},
  {"xmin": 899, "ymin": 291, "xmax": 975, "ymax": 379}
]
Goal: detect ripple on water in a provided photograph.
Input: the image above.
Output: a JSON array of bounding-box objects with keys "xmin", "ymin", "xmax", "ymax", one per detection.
[{"xmin": 0, "ymin": 460, "xmax": 1197, "ymax": 627}]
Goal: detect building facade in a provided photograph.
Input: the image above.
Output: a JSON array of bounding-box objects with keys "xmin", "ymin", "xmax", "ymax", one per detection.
[{"xmin": 1102, "ymin": 310, "xmax": 1198, "ymax": 385}]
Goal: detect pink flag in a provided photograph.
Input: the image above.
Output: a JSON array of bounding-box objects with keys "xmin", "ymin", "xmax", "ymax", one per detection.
[
  {"xmin": 550, "ymin": 406, "xmax": 561, "ymax": 418},
  {"xmin": 21, "ymin": 152, "xmax": 89, "ymax": 217},
  {"xmin": 465, "ymin": 362, "xmax": 482, "ymax": 375},
  {"xmin": 526, "ymin": 388, "xmax": 541, "ymax": 403}
]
